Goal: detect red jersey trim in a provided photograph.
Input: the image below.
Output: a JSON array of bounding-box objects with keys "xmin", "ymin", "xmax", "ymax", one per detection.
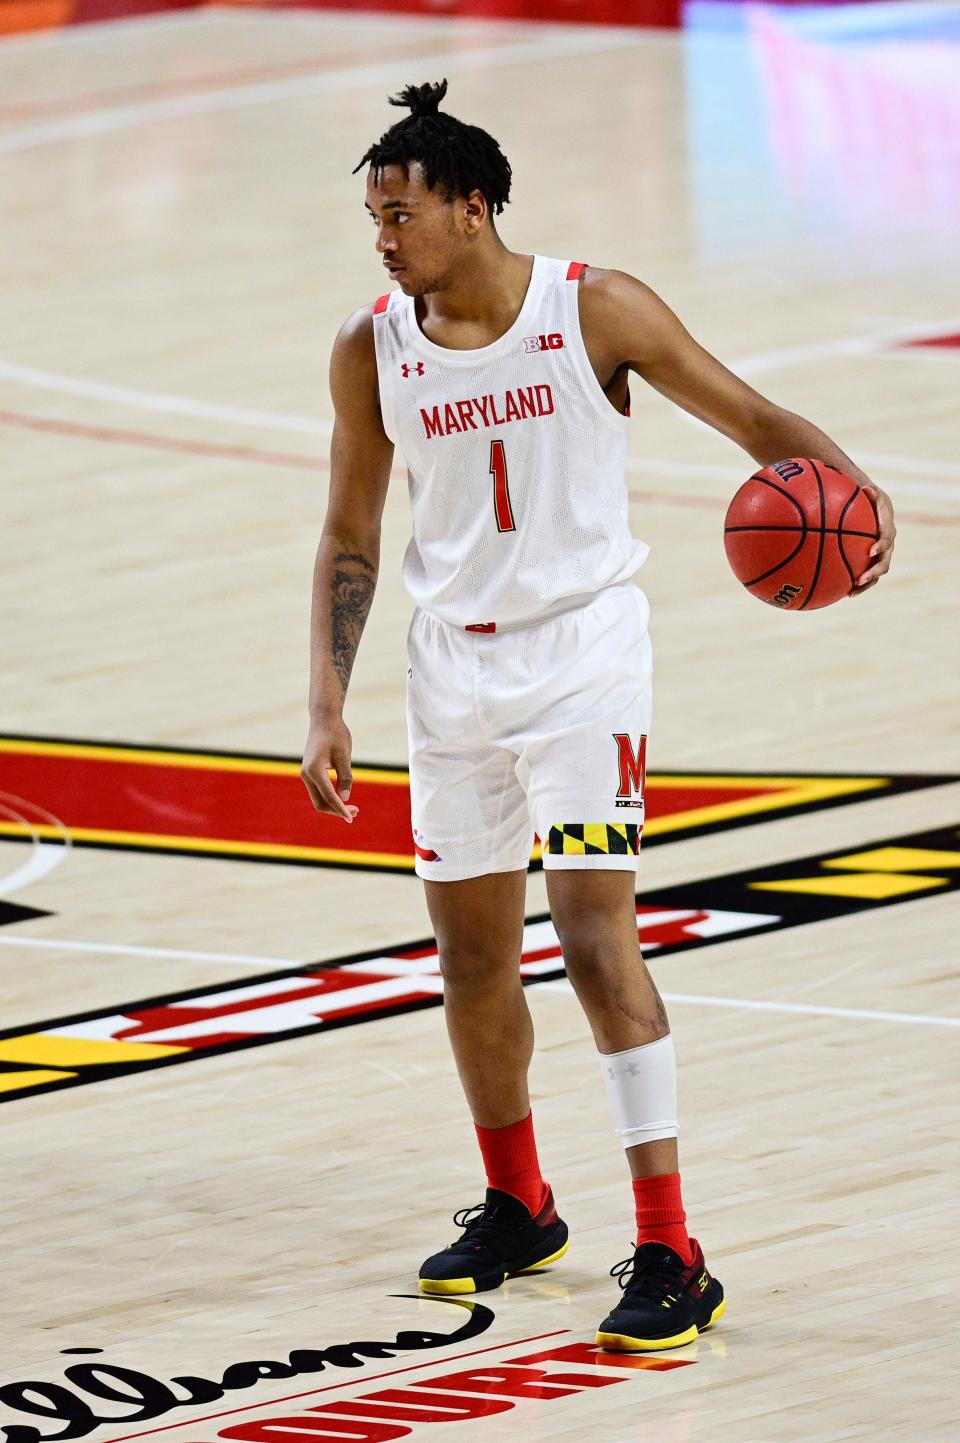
[
  {"xmin": 372, "ymin": 294, "xmax": 390, "ymax": 315},
  {"xmin": 566, "ymin": 261, "xmax": 587, "ymax": 281}
]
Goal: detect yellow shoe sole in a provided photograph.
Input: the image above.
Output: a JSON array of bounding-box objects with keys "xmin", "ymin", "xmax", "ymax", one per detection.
[
  {"xmin": 419, "ymin": 1236, "xmax": 570, "ymax": 1295},
  {"xmin": 595, "ymin": 1295, "xmax": 727, "ymax": 1352}
]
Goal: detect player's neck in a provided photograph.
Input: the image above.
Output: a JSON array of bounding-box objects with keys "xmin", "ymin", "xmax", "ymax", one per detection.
[{"xmin": 417, "ymin": 243, "xmax": 533, "ymax": 339}]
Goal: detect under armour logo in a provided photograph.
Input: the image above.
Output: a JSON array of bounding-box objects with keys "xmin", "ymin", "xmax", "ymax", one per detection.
[
  {"xmin": 607, "ymin": 1061, "xmax": 647, "ymax": 1079},
  {"xmin": 401, "ymin": 361, "xmax": 425, "ymax": 378}
]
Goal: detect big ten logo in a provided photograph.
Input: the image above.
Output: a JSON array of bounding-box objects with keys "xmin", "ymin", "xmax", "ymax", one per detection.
[
  {"xmin": 771, "ymin": 582, "xmax": 802, "ymax": 608},
  {"xmin": 523, "ymin": 333, "xmax": 565, "ymax": 354},
  {"xmin": 771, "ymin": 460, "xmax": 804, "ymax": 483}
]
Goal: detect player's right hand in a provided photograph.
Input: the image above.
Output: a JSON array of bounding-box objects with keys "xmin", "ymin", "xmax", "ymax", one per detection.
[{"xmin": 301, "ymin": 718, "xmax": 360, "ymax": 824}]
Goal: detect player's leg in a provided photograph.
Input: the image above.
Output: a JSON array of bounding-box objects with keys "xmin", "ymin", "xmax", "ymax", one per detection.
[
  {"xmin": 423, "ymin": 869, "xmax": 532, "ymax": 1130},
  {"xmin": 545, "ymin": 866, "xmax": 679, "ymax": 1179},
  {"xmin": 546, "ymin": 868, "xmax": 723, "ymax": 1349},
  {"xmin": 520, "ymin": 584, "xmax": 724, "ymax": 1349},
  {"xmin": 416, "ymin": 869, "xmax": 569, "ymax": 1295},
  {"xmin": 407, "ymin": 614, "xmax": 568, "ymax": 1294}
]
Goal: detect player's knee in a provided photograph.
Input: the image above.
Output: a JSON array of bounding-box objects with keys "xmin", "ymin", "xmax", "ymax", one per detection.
[
  {"xmin": 437, "ymin": 939, "xmax": 519, "ymax": 988},
  {"xmin": 554, "ymin": 922, "xmax": 622, "ymax": 982}
]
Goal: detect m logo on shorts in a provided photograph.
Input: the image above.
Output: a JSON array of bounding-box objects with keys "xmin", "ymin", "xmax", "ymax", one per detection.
[{"xmin": 613, "ymin": 733, "xmax": 647, "ymax": 800}]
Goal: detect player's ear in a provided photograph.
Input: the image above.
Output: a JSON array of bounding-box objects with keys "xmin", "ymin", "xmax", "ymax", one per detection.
[{"xmin": 462, "ymin": 189, "xmax": 488, "ymax": 235}]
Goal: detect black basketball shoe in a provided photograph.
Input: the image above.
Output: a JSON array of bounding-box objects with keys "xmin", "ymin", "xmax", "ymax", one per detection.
[
  {"xmin": 418, "ymin": 1187, "xmax": 569, "ymax": 1295},
  {"xmin": 596, "ymin": 1239, "xmax": 726, "ymax": 1351}
]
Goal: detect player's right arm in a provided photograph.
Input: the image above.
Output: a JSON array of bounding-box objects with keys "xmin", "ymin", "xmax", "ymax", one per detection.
[{"xmin": 301, "ymin": 307, "xmax": 394, "ymax": 823}]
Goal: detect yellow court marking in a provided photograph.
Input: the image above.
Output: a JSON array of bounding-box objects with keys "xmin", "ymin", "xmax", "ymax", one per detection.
[
  {"xmin": 750, "ymin": 874, "xmax": 948, "ymax": 901},
  {"xmin": 0, "ymin": 738, "xmax": 407, "ymax": 785},
  {"xmin": 0, "ymin": 1035, "xmax": 187, "ymax": 1067},
  {"xmin": 644, "ymin": 776, "xmax": 885, "ymax": 836},
  {"xmin": 0, "ymin": 821, "xmax": 414, "ymax": 869},
  {"xmin": 822, "ymin": 845, "xmax": 960, "ymax": 873}
]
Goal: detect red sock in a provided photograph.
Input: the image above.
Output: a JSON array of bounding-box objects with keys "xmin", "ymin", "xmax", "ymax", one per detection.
[
  {"xmin": 475, "ymin": 1112, "xmax": 550, "ymax": 1217},
  {"xmin": 633, "ymin": 1172, "xmax": 693, "ymax": 1264}
]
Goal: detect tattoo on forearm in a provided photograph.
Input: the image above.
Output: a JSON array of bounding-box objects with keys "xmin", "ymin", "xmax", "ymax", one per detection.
[
  {"xmin": 335, "ymin": 552, "xmax": 375, "ymax": 573},
  {"xmin": 330, "ymin": 555, "xmax": 376, "ymax": 694}
]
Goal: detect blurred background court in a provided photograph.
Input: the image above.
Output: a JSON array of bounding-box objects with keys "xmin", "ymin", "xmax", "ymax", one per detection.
[{"xmin": 1, "ymin": 2, "xmax": 957, "ymax": 1440}]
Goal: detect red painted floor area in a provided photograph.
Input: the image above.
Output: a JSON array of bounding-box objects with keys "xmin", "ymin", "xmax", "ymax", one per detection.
[{"xmin": 0, "ymin": 0, "xmax": 681, "ymax": 40}]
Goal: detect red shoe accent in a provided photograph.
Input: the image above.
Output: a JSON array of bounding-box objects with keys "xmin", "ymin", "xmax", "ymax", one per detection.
[
  {"xmin": 475, "ymin": 1112, "xmax": 549, "ymax": 1217},
  {"xmin": 534, "ymin": 1187, "xmax": 559, "ymax": 1227},
  {"xmin": 632, "ymin": 1172, "xmax": 693, "ymax": 1265}
]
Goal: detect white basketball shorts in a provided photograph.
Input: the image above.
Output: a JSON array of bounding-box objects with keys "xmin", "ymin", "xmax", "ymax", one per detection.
[{"xmin": 406, "ymin": 582, "xmax": 653, "ymax": 882}]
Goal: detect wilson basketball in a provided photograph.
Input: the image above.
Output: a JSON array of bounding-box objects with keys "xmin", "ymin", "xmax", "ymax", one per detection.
[{"xmin": 723, "ymin": 458, "xmax": 879, "ymax": 610}]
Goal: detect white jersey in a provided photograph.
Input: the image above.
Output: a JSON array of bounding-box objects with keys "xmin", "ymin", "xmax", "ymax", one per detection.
[{"xmin": 372, "ymin": 255, "xmax": 648, "ymax": 628}]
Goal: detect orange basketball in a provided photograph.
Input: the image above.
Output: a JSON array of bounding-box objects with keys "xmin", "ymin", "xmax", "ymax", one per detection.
[{"xmin": 723, "ymin": 458, "xmax": 879, "ymax": 610}]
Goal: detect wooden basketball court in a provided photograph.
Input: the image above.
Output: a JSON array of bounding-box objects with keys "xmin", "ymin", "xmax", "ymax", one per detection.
[{"xmin": 0, "ymin": 4, "xmax": 957, "ymax": 1439}]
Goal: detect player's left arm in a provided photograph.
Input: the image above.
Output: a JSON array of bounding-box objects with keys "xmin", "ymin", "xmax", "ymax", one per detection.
[{"xmin": 580, "ymin": 269, "xmax": 896, "ymax": 593}]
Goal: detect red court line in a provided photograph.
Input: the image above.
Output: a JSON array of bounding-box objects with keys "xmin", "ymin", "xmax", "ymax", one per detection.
[
  {"xmin": 0, "ymin": 57, "xmax": 339, "ymax": 122},
  {"xmin": 0, "ymin": 46, "xmax": 428, "ymax": 123},
  {"xmin": 3, "ymin": 407, "xmax": 953, "ymax": 527},
  {"xmin": 0, "ymin": 407, "xmax": 324, "ymax": 471},
  {"xmin": 628, "ymin": 487, "xmax": 960, "ymax": 528},
  {"xmin": 103, "ymin": 1328, "xmax": 571, "ymax": 1443},
  {"xmin": 220, "ymin": 0, "xmax": 681, "ymax": 28}
]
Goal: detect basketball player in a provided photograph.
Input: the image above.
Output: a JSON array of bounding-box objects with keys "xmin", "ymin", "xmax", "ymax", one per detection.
[{"xmin": 301, "ymin": 81, "xmax": 896, "ymax": 1351}]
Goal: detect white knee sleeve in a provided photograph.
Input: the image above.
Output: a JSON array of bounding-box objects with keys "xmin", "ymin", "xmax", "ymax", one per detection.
[{"xmin": 599, "ymin": 1034, "xmax": 679, "ymax": 1148}]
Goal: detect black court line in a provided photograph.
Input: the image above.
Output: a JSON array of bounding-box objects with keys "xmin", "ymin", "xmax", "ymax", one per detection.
[{"xmin": 0, "ymin": 821, "xmax": 957, "ymax": 1105}]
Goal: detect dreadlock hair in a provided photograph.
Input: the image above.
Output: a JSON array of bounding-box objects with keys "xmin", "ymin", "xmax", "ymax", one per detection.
[{"xmin": 353, "ymin": 79, "xmax": 512, "ymax": 217}]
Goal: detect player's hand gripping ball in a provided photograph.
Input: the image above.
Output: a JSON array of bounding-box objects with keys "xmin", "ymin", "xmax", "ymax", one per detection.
[{"xmin": 723, "ymin": 458, "xmax": 879, "ymax": 610}]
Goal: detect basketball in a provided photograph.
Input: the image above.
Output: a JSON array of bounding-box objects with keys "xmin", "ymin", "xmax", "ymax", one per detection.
[{"xmin": 723, "ymin": 458, "xmax": 879, "ymax": 610}]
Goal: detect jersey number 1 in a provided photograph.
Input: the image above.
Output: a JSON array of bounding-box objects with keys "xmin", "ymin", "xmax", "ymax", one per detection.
[{"xmin": 489, "ymin": 440, "xmax": 516, "ymax": 533}]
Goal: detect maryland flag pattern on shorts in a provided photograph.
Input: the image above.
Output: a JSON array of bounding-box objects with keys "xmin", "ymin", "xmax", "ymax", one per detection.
[{"xmin": 544, "ymin": 823, "xmax": 641, "ymax": 856}]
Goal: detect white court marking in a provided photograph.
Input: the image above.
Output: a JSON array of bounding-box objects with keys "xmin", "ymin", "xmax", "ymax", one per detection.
[
  {"xmin": 2, "ymin": 358, "xmax": 959, "ymax": 494},
  {"xmin": 0, "ymin": 27, "xmax": 640, "ymax": 157},
  {"xmin": 0, "ymin": 357, "xmax": 330, "ymax": 435},
  {"xmin": 543, "ymin": 981, "xmax": 960, "ymax": 1029},
  {"xmin": 0, "ymin": 934, "xmax": 955, "ymax": 1028},
  {"xmin": 0, "ymin": 794, "xmax": 70, "ymax": 896},
  {"xmin": 732, "ymin": 319, "xmax": 960, "ymax": 380},
  {"xmin": 0, "ymin": 935, "xmax": 302, "ymax": 968}
]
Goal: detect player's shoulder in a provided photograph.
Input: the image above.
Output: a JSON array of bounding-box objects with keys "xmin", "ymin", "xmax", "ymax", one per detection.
[
  {"xmin": 576, "ymin": 265, "xmax": 658, "ymax": 314},
  {"xmin": 574, "ymin": 266, "xmax": 667, "ymax": 356},
  {"xmin": 331, "ymin": 302, "xmax": 380, "ymax": 375},
  {"xmin": 334, "ymin": 301, "xmax": 379, "ymax": 347}
]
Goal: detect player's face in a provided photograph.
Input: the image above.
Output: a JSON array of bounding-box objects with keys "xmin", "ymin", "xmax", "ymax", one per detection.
[{"xmin": 365, "ymin": 163, "xmax": 463, "ymax": 296}]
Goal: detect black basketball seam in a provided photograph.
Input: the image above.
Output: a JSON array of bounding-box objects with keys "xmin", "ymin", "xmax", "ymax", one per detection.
[
  {"xmin": 836, "ymin": 484, "xmax": 862, "ymax": 590},
  {"xmin": 799, "ymin": 461, "xmax": 828, "ymax": 610},
  {"xmin": 750, "ymin": 476, "xmax": 808, "ymax": 524},
  {"xmin": 744, "ymin": 528, "xmax": 809, "ymax": 587},
  {"xmin": 736, "ymin": 471, "xmax": 807, "ymax": 590},
  {"xmin": 725, "ymin": 524, "xmax": 877, "ymax": 536}
]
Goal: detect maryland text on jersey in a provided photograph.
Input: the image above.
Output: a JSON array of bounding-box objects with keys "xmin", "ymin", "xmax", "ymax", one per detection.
[{"xmin": 420, "ymin": 384, "xmax": 555, "ymax": 439}]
